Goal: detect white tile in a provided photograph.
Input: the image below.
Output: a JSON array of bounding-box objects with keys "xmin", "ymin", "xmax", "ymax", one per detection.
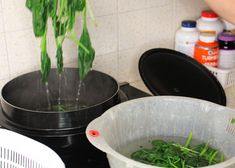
[
  {"xmin": 0, "ymin": 0, "xmax": 2, "ymax": 13},
  {"xmin": 119, "ymin": 9, "xmax": 146, "ymax": 50},
  {"xmin": 0, "ymin": 78, "xmax": 9, "ymax": 92},
  {"xmin": 147, "ymin": 0, "xmax": 172, "ymax": 8},
  {"xmin": 64, "ymin": 60, "xmax": 77, "ymax": 68},
  {"xmin": 118, "ymin": 47, "xmax": 144, "ymax": 83},
  {"xmin": 5, "ymin": 29, "xmax": 41, "ymax": 78},
  {"xmin": 174, "ymin": 0, "xmax": 208, "ymax": 26},
  {"xmin": 0, "ymin": 33, "xmax": 9, "ymax": 79},
  {"xmin": 61, "ymin": 39, "xmax": 78, "ymax": 64},
  {"xmin": 118, "ymin": 0, "xmax": 146, "ymax": 13},
  {"xmin": 93, "ymin": 52, "xmax": 119, "ymax": 81},
  {"xmin": 92, "ymin": 0, "xmax": 117, "ymax": 16},
  {"xmin": 87, "ymin": 14, "xmax": 118, "ymax": 56},
  {"xmin": 0, "ymin": 12, "xmax": 4, "ymax": 34},
  {"xmin": 2, "ymin": 0, "xmax": 32, "ymax": 32},
  {"xmin": 146, "ymin": 5, "xmax": 173, "ymax": 47}
]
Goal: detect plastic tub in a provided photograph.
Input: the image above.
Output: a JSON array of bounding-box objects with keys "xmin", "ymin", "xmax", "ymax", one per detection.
[{"xmin": 86, "ymin": 96, "xmax": 235, "ymax": 168}]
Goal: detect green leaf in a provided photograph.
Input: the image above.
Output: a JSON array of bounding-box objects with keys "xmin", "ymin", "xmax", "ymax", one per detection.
[
  {"xmin": 67, "ymin": 6, "xmax": 76, "ymax": 31},
  {"xmin": 73, "ymin": 0, "xmax": 85, "ymax": 11},
  {"xmin": 26, "ymin": 0, "xmax": 33, "ymax": 10},
  {"xmin": 32, "ymin": 0, "xmax": 48, "ymax": 37},
  {"xmin": 56, "ymin": 45, "xmax": 63, "ymax": 74},
  {"xmin": 40, "ymin": 30, "xmax": 51, "ymax": 82},
  {"xmin": 185, "ymin": 131, "xmax": 193, "ymax": 148},
  {"xmin": 48, "ymin": 0, "xmax": 58, "ymax": 17},
  {"xmin": 78, "ymin": 28, "xmax": 95, "ymax": 80},
  {"xmin": 41, "ymin": 51, "xmax": 51, "ymax": 82},
  {"xmin": 53, "ymin": 17, "xmax": 68, "ymax": 37}
]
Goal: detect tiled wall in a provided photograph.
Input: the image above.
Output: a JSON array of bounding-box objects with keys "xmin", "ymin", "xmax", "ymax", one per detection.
[{"xmin": 0, "ymin": 0, "xmax": 208, "ymax": 88}]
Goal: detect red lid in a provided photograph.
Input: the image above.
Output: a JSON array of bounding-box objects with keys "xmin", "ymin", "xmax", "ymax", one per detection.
[{"xmin": 202, "ymin": 10, "xmax": 219, "ymax": 18}]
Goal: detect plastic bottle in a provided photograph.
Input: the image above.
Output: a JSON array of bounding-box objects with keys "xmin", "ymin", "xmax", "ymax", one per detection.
[
  {"xmin": 218, "ymin": 32, "xmax": 235, "ymax": 69},
  {"xmin": 194, "ymin": 33, "xmax": 219, "ymax": 67},
  {"xmin": 175, "ymin": 20, "xmax": 199, "ymax": 57},
  {"xmin": 197, "ymin": 10, "xmax": 224, "ymax": 36}
]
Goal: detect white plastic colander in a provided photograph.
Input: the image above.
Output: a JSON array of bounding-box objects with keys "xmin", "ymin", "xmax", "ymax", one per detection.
[{"xmin": 0, "ymin": 129, "xmax": 65, "ymax": 168}]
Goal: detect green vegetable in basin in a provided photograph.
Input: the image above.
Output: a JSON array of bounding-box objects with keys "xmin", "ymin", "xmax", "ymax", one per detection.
[{"xmin": 131, "ymin": 132, "xmax": 224, "ymax": 168}]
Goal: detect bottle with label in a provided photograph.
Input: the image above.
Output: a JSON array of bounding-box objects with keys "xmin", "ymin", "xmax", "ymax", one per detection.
[
  {"xmin": 194, "ymin": 33, "xmax": 219, "ymax": 67},
  {"xmin": 218, "ymin": 32, "xmax": 235, "ymax": 69},
  {"xmin": 197, "ymin": 10, "xmax": 224, "ymax": 36},
  {"xmin": 175, "ymin": 20, "xmax": 199, "ymax": 57}
]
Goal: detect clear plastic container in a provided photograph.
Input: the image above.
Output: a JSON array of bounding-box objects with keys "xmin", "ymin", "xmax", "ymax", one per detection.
[
  {"xmin": 87, "ymin": 96, "xmax": 235, "ymax": 168},
  {"xmin": 175, "ymin": 20, "xmax": 199, "ymax": 57},
  {"xmin": 197, "ymin": 10, "xmax": 224, "ymax": 36}
]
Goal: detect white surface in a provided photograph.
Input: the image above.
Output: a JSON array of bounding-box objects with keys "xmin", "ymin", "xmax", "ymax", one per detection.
[
  {"xmin": 87, "ymin": 96, "xmax": 235, "ymax": 168},
  {"xmin": 0, "ymin": 129, "xmax": 65, "ymax": 168}
]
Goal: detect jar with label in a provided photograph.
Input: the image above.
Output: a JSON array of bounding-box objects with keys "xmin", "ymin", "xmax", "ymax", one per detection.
[
  {"xmin": 197, "ymin": 10, "xmax": 224, "ymax": 36},
  {"xmin": 194, "ymin": 33, "xmax": 219, "ymax": 67},
  {"xmin": 218, "ymin": 32, "xmax": 235, "ymax": 69},
  {"xmin": 175, "ymin": 20, "xmax": 199, "ymax": 57}
]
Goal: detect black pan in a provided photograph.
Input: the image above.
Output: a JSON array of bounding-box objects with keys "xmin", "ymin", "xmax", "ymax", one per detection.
[
  {"xmin": 139, "ymin": 48, "xmax": 226, "ymax": 105},
  {"xmin": 0, "ymin": 68, "xmax": 119, "ymax": 131}
]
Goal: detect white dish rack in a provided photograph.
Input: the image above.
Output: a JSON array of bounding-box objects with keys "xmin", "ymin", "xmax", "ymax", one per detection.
[
  {"xmin": 206, "ymin": 65, "xmax": 235, "ymax": 88},
  {"xmin": 0, "ymin": 129, "xmax": 65, "ymax": 168}
]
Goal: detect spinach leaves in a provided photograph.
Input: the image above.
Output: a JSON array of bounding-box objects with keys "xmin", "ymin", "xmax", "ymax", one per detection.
[
  {"xmin": 131, "ymin": 132, "xmax": 224, "ymax": 167},
  {"xmin": 78, "ymin": 7, "xmax": 95, "ymax": 80},
  {"xmin": 26, "ymin": 0, "xmax": 95, "ymax": 81}
]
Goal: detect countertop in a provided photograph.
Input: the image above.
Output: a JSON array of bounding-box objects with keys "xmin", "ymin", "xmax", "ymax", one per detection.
[{"xmin": 131, "ymin": 80, "xmax": 235, "ymax": 109}]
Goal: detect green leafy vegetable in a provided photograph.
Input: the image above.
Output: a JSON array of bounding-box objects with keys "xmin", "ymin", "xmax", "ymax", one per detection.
[
  {"xmin": 41, "ymin": 31, "xmax": 51, "ymax": 82},
  {"xmin": 78, "ymin": 7, "xmax": 95, "ymax": 80},
  {"xmin": 32, "ymin": 0, "xmax": 48, "ymax": 37},
  {"xmin": 26, "ymin": 0, "xmax": 33, "ymax": 10},
  {"xmin": 131, "ymin": 132, "xmax": 224, "ymax": 168},
  {"xmin": 26, "ymin": 0, "xmax": 96, "ymax": 81},
  {"xmin": 56, "ymin": 44, "xmax": 63, "ymax": 74}
]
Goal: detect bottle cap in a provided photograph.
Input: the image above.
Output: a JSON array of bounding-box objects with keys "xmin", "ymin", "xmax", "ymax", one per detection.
[
  {"xmin": 181, "ymin": 20, "xmax": 197, "ymax": 28},
  {"xmin": 200, "ymin": 33, "xmax": 216, "ymax": 43},
  {"xmin": 202, "ymin": 11, "xmax": 219, "ymax": 18},
  {"xmin": 218, "ymin": 32, "xmax": 235, "ymax": 42}
]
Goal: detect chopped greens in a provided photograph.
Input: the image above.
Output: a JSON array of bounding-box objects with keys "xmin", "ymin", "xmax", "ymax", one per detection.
[
  {"xmin": 131, "ymin": 132, "xmax": 224, "ymax": 167},
  {"xmin": 26, "ymin": 0, "xmax": 95, "ymax": 81}
]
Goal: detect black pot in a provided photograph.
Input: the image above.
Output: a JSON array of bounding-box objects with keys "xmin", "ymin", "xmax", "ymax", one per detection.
[{"xmin": 0, "ymin": 68, "xmax": 119, "ymax": 161}]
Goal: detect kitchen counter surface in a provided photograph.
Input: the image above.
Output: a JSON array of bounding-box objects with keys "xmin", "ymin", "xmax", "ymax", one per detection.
[{"xmin": 131, "ymin": 80, "xmax": 235, "ymax": 109}]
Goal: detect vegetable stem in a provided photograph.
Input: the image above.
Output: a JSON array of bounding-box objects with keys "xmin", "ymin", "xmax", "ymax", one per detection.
[
  {"xmin": 185, "ymin": 131, "xmax": 193, "ymax": 147},
  {"xmin": 86, "ymin": 0, "xmax": 97, "ymax": 26}
]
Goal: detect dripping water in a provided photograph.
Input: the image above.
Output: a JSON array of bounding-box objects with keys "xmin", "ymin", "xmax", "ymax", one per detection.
[
  {"xmin": 45, "ymin": 82, "xmax": 51, "ymax": 110},
  {"xmin": 58, "ymin": 74, "xmax": 62, "ymax": 106},
  {"xmin": 76, "ymin": 81, "xmax": 83, "ymax": 108}
]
